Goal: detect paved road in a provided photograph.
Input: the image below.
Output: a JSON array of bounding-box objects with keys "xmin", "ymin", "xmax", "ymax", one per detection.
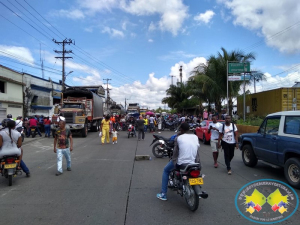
[{"xmin": 0, "ymin": 131, "xmax": 299, "ymax": 225}]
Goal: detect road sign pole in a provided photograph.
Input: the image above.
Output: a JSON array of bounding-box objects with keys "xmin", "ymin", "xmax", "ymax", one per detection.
[{"xmin": 243, "ymin": 63, "xmax": 246, "ymax": 122}]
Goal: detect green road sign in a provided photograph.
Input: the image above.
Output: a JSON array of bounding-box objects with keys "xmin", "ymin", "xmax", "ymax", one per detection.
[{"xmin": 228, "ymin": 62, "xmax": 250, "ymax": 74}]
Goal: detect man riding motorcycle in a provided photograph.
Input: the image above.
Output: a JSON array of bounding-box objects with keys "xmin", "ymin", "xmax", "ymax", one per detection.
[{"xmin": 156, "ymin": 122, "xmax": 201, "ymax": 201}]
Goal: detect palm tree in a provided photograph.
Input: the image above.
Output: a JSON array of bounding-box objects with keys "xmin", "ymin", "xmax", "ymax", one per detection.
[
  {"xmin": 162, "ymin": 83, "xmax": 190, "ymax": 112},
  {"xmin": 249, "ymin": 71, "xmax": 266, "ymax": 93}
]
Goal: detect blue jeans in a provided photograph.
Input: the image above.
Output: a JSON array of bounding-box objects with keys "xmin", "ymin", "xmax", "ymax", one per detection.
[
  {"xmin": 20, "ymin": 160, "xmax": 30, "ymax": 174},
  {"xmin": 56, "ymin": 148, "xmax": 71, "ymax": 173},
  {"xmin": 144, "ymin": 125, "xmax": 148, "ymax": 132},
  {"xmin": 161, "ymin": 160, "xmax": 175, "ymax": 194},
  {"xmin": 44, "ymin": 125, "xmax": 50, "ymax": 137},
  {"xmin": 150, "ymin": 123, "xmax": 154, "ymax": 132}
]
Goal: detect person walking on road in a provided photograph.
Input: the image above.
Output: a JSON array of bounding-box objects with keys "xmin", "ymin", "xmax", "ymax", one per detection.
[
  {"xmin": 100, "ymin": 115, "xmax": 111, "ymax": 144},
  {"xmin": 136, "ymin": 115, "xmax": 145, "ymax": 140},
  {"xmin": 111, "ymin": 128, "xmax": 118, "ymax": 144},
  {"xmin": 208, "ymin": 115, "xmax": 222, "ymax": 168},
  {"xmin": 143, "ymin": 116, "xmax": 148, "ymax": 132},
  {"xmin": 54, "ymin": 120, "xmax": 73, "ymax": 176},
  {"xmin": 44, "ymin": 116, "xmax": 51, "ymax": 137},
  {"xmin": 218, "ymin": 115, "xmax": 238, "ymax": 175},
  {"xmin": 149, "ymin": 115, "xmax": 155, "ymax": 133}
]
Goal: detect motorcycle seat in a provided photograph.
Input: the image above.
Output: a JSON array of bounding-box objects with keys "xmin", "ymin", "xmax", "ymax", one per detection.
[{"xmin": 179, "ymin": 163, "xmax": 200, "ymax": 172}]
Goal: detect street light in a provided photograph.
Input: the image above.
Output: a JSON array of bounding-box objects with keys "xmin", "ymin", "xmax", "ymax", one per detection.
[{"xmin": 62, "ymin": 71, "xmax": 73, "ymax": 91}]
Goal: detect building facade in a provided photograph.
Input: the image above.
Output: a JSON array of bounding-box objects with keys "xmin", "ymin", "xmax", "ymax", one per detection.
[{"xmin": 0, "ymin": 65, "xmax": 24, "ymax": 121}]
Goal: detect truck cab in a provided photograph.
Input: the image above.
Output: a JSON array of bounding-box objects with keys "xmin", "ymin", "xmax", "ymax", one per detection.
[{"xmin": 239, "ymin": 111, "xmax": 300, "ymax": 188}]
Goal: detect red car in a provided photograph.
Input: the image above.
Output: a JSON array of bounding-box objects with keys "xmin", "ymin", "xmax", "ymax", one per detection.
[{"xmin": 195, "ymin": 120, "xmax": 224, "ymax": 144}]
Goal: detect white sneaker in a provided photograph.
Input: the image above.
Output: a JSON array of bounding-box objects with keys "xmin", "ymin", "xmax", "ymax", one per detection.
[
  {"xmin": 116, "ymin": 141, "xmax": 117, "ymax": 143},
  {"xmin": 113, "ymin": 142, "xmax": 114, "ymax": 144}
]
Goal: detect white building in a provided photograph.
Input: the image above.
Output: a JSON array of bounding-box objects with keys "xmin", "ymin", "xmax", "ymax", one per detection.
[
  {"xmin": 0, "ymin": 65, "xmax": 24, "ymax": 121},
  {"xmin": 23, "ymin": 73, "xmax": 63, "ymax": 117}
]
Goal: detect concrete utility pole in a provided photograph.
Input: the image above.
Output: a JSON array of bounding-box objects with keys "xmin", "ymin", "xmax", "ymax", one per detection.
[
  {"xmin": 53, "ymin": 38, "xmax": 74, "ymax": 91},
  {"xmin": 170, "ymin": 75, "xmax": 175, "ymax": 85},
  {"xmin": 179, "ymin": 66, "xmax": 183, "ymax": 83},
  {"xmin": 103, "ymin": 78, "xmax": 111, "ymax": 110}
]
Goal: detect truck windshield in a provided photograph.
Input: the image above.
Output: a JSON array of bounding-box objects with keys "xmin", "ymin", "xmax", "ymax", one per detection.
[{"xmin": 63, "ymin": 104, "xmax": 82, "ymax": 109}]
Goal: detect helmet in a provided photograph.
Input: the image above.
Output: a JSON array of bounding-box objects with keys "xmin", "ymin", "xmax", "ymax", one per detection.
[
  {"xmin": 17, "ymin": 116, "xmax": 22, "ymax": 120},
  {"xmin": 1, "ymin": 119, "xmax": 10, "ymax": 127},
  {"xmin": 7, "ymin": 114, "xmax": 12, "ymax": 119}
]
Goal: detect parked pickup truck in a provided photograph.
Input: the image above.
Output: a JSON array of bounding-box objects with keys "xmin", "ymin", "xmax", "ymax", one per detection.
[{"xmin": 239, "ymin": 111, "xmax": 300, "ymax": 188}]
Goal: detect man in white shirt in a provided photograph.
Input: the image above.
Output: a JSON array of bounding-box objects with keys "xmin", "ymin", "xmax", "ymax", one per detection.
[
  {"xmin": 218, "ymin": 115, "xmax": 238, "ymax": 175},
  {"xmin": 156, "ymin": 123, "xmax": 201, "ymax": 201},
  {"xmin": 15, "ymin": 116, "xmax": 23, "ymax": 129},
  {"xmin": 149, "ymin": 116, "xmax": 154, "ymax": 132},
  {"xmin": 208, "ymin": 115, "xmax": 222, "ymax": 168}
]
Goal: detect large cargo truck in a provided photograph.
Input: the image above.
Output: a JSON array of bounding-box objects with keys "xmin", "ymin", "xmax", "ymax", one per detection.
[
  {"xmin": 51, "ymin": 87, "xmax": 104, "ymax": 137},
  {"xmin": 127, "ymin": 103, "xmax": 140, "ymax": 114},
  {"xmin": 110, "ymin": 104, "xmax": 126, "ymax": 115}
]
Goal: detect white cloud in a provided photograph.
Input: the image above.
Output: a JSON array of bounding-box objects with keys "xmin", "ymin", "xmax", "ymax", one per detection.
[
  {"xmin": 130, "ymin": 32, "xmax": 137, "ymax": 38},
  {"xmin": 158, "ymin": 51, "xmax": 197, "ymax": 61},
  {"xmin": 78, "ymin": 0, "xmax": 189, "ymax": 36},
  {"xmin": 148, "ymin": 21, "xmax": 156, "ymax": 32},
  {"xmin": 0, "ymin": 45, "xmax": 34, "ymax": 65},
  {"xmin": 148, "ymin": 39, "xmax": 154, "ymax": 43},
  {"xmin": 194, "ymin": 10, "xmax": 215, "ymax": 24},
  {"xmin": 52, "ymin": 9, "xmax": 85, "ymax": 19},
  {"xmin": 102, "ymin": 27, "xmax": 125, "ymax": 38},
  {"xmin": 218, "ymin": 0, "xmax": 300, "ymax": 53}
]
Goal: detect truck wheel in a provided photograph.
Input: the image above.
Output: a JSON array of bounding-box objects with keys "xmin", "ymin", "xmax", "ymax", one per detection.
[
  {"xmin": 284, "ymin": 158, "xmax": 300, "ymax": 188},
  {"xmin": 82, "ymin": 124, "xmax": 88, "ymax": 137},
  {"xmin": 242, "ymin": 144, "xmax": 258, "ymax": 167}
]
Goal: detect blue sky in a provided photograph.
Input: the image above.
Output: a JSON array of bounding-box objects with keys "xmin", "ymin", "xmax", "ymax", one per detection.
[{"xmin": 0, "ymin": 0, "xmax": 300, "ymax": 108}]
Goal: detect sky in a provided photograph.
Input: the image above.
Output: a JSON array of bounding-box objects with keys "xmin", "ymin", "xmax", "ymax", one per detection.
[{"xmin": 0, "ymin": 0, "xmax": 300, "ymax": 109}]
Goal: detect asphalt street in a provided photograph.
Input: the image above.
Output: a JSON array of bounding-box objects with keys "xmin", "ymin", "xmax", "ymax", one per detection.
[{"xmin": 0, "ymin": 130, "xmax": 299, "ymax": 225}]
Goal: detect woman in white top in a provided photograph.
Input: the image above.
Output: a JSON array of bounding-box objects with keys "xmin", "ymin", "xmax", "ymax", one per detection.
[{"xmin": 0, "ymin": 120, "xmax": 22, "ymax": 169}]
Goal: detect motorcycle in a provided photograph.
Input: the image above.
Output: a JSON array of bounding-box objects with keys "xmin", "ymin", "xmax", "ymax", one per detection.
[
  {"xmin": 30, "ymin": 126, "xmax": 37, "ymax": 138},
  {"xmin": 127, "ymin": 124, "xmax": 136, "ymax": 138},
  {"xmin": 0, "ymin": 155, "xmax": 22, "ymax": 186},
  {"xmin": 162, "ymin": 119, "xmax": 178, "ymax": 131},
  {"xmin": 16, "ymin": 127, "xmax": 25, "ymax": 142},
  {"xmin": 150, "ymin": 134, "xmax": 175, "ymax": 158},
  {"xmin": 168, "ymin": 163, "xmax": 208, "ymax": 211}
]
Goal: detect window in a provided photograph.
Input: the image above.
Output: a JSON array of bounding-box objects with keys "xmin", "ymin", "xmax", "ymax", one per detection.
[
  {"xmin": 0, "ymin": 81, "xmax": 5, "ymax": 93},
  {"xmin": 284, "ymin": 116, "xmax": 300, "ymax": 135},
  {"xmin": 31, "ymin": 95, "xmax": 38, "ymax": 105},
  {"xmin": 265, "ymin": 117, "xmax": 280, "ymax": 135}
]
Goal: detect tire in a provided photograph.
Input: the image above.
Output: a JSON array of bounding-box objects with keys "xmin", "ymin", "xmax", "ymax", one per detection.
[
  {"xmin": 152, "ymin": 143, "xmax": 164, "ymax": 158},
  {"xmin": 242, "ymin": 144, "xmax": 258, "ymax": 167},
  {"xmin": 168, "ymin": 172, "xmax": 175, "ymax": 189},
  {"xmin": 284, "ymin": 158, "xmax": 300, "ymax": 188},
  {"xmin": 202, "ymin": 135, "xmax": 208, "ymax": 144},
  {"xmin": 8, "ymin": 175, "xmax": 12, "ymax": 186},
  {"xmin": 32, "ymin": 131, "xmax": 36, "ymax": 138},
  {"xmin": 184, "ymin": 184, "xmax": 199, "ymax": 211},
  {"xmin": 82, "ymin": 123, "xmax": 88, "ymax": 137}
]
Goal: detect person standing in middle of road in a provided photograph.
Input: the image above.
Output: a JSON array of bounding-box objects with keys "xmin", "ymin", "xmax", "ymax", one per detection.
[
  {"xmin": 54, "ymin": 120, "xmax": 73, "ymax": 176},
  {"xmin": 111, "ymin": 128, "xmax": 118, "ymax": 144},
  {"xmin": 100, "ymin": 115, "xmax": 111, "ymax": 144},
  {"xmin": 143, "ymin": 116, "xmax": 148, "ymax": 132},
  {"xmin": 149, "ymin": 115, "xmax": 154, "ymax": 133},
  {"xmin": 208, "ymin": 115, "xmax": 222, "ymax": 168},
  {"xmin": 136, "ymin": 115, "xmax": 145, "ymax": 140}
]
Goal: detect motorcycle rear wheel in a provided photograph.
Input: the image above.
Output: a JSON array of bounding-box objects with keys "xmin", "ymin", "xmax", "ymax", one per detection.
[
  {"xmin": 152, "ymin": 143, "xmax": 164, "ymax": 158},
  {"xmin": 184, "ymin": 184, "xmax": 199, "ymax": 211},
  {"xmin": 8, "ymin": 174, "xmax": 13, "ymax": 186}
]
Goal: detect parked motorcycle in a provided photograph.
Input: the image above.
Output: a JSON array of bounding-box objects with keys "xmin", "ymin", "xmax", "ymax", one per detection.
[
  {"xmin": 127, "ymin": 124, "xmax": 136, "ymax": 138},
  {"xmin": 168, "ymin": 163, "xmax": 208, "ymax": 211},
  {"xmin": 0, "ymin": 155, "xmax": 22, "ymax": 186},
  {"xmin": 162, "ymin": 119, "xmax": 178, "ymax": 131},
  {"xmin": 16, "ymin": 126, "xmax": 25, "ymax": 142},
  {"xmin": 150, "ymin": 134, "xmax": 175, "ymax": 158}
]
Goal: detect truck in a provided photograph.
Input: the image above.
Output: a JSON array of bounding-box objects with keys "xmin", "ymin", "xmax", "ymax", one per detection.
[
  {"xmin": 239, "ymin": 111, "xmax": 300, "ymax": 188},
  {"xmin": 110, "ymin": 104, "xmax": 126, "ymax": 116},
  {"xmin": 51, "ymin": 87, "xmax": 104, "ymax": 137},
  {"xmin": 127, "ymin": 103, "xmax": 140, "ymax": 114}
]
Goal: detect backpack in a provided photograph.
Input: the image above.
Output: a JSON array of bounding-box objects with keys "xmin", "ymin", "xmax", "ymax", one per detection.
[{"xmin": 222, "ymin": 122, "xmax": 236, "ymax": 137}]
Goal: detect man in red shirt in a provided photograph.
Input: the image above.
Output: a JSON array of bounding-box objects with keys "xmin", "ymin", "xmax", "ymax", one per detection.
[{"xmin": 29, "ymin": 117, "xmax": 42, "ymax": 137}]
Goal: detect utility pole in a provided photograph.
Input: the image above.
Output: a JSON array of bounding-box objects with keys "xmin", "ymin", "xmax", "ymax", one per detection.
[
  {"xmin": 179, "ymin": 65, "xmax": 183, "ymax": 83},
  {"xmin": 103, "ymin": 78, "xmax": 111, "ymax": 110},
  {"xmin": 53, "ymin": 38, "xmax": 74, "ymax": 91},
  {"xmin": 170, "ymin": 75, "xmax": 175, "ymax": 85}
]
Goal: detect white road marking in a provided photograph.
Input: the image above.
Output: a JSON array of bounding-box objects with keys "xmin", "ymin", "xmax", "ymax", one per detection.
[
  {"xmin": 1, "ymin": 188, "xmax": 16, "ymax": 198},
  {"xmin": 46, "ymin": 164, "xmax": 56, "ymax": 170}
]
